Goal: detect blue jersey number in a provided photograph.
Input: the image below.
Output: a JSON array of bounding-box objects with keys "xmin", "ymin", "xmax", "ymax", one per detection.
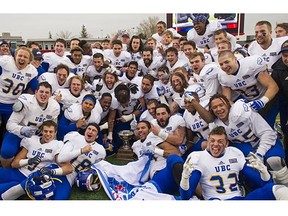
[
  {"xmin": 2, "ymin": 78, "xmax": 26, "ymax": 95},
  {"xmin": 210, "ymin": 173, "xmax": 238, "ymax": 193}
]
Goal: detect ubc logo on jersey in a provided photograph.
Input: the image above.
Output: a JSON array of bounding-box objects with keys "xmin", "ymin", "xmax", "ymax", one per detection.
[
  {"xmin": 215, "ymin": 164, "xmax": 231, "ymax": 172},
  {"xmin": 234, "ymin": 80, "xmax": 246, "ymax": 88},
  {"xmin": 31, "ymin": 150, "xmax": 45, "ymax": 158},
  {"xmin": 229, "ymin": 128, "xmax": 242, "ymax": 138},
  {"xmin": 259, "ymin": 55, "xmax": 269, "ymax": 63},
  {"xmin": 191, "ymin": 120, "xmax": 205, "ymax": 130},
  {"xmin": 12, "ymin": 73, "xmax": 25, "ymax": 81}
]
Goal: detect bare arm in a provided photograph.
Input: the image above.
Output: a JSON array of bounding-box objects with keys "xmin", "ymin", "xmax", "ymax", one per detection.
[{"xmin": 257, "ymin": 71, "xmax": 279, "ymax": 101}]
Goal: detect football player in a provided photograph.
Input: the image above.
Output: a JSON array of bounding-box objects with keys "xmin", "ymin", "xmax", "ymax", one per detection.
[{"xmin": 1, "ymin": 82, "xmax": 60, "ymax": 168}]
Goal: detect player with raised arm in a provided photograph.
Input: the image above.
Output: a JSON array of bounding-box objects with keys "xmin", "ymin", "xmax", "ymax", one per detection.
[
  {"xmin": 217, "ymin": 50, "xmax": 279, "ymax": 128},
  {"xmin": 56, "ymin": 123, "xmax": 106, "ymax": 197},
  {"xmin": 180, "ymin": 126, "xmax": 288, "ymax": 200},
  {"xmin": 1, "ymin": 82, "xmax": 60, "ymax": 168},
  {"xmin": 200, "ymin": 94, "xmax": 288, "ymax": 187}
]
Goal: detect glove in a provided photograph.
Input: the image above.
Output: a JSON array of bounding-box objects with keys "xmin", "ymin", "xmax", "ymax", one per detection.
[
  {"xmin": 40, "ymin": 167, "xmax": 55, "ymax": 176},
  {"xmin": 180, "ymin": 155, "xmax": 195, "ymax": 190},
  {"xmin": 183, "ymin": 91, "xmax": 195, "ymax": 102},
  {"xmin": 106, "ymin": 65, "xmax": 123, "ymax": 76},
  {"xmin": 248, "ymin": 99, "xmax": 265, "ymax": 111},
  {"xmin": 84, "ymin": 81, "xmax": 93, "ymax": 91},
  {"xmin": 245, "ymin": 152, "xmax": 270, "ymax": 181},
  {"xmin": 156, "ymin": 86, "xmax": 165, "ymax": 96},
  {"xmin": 127, "ymin": 83, "xmax": 139, "ymax": 94},
  {"xmin": 28, "ymin": 156, "xmax": 41, "ymax": 166},
  {"xmin": 130, "ymin": 115, "xmax": 137, "ymax": 130},
  {"xmin": 95, "ymin": 79, "xmax": 104, "ymax": 92},
  {"xmin": 134, "ymin": 101, "xmax": 143, "ymax": 112},
  {"xmin": 20, "ymin": 126, "xmax": 37, "ymax": 138}
]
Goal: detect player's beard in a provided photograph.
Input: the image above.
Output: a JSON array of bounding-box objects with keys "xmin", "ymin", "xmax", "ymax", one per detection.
[{"xmin": 157, "ymin": 118, "xmax": 169, "ymax": 128}]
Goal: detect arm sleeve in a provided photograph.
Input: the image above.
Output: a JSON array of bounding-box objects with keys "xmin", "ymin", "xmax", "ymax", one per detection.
[
  {"xmin": 57, "ymin": 115, "xmax": 78, "ymax": 140},
  {"xmin": 57, "ymin": 140, "xmax": 81, "ymax": 163},
  {"xmin": 249, "ymin": 111, "xmax": 277, "ymax": 156},
  {"xmin": 26, "ymin": 77, "xmax": 39, "ymax": 93},
  {"xmin": 180, "ymin": 170, "xmax": 201, "ymax": 200},
  {"xmin": 6, "ymin": 110, "xmax": 26, "ymax": 137}
]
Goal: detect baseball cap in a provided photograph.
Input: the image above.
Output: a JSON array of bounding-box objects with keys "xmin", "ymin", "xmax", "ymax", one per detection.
[
  {"xmin": 193, "ymin": 15, "xmax": 208, "ymax": 23},
  {"xmin": 0, "ymin": 40, "xmax": 9, "ymax": 46},
  {"xmin": 32, "ymin": 49, "xmax": 43, "ymax": 60},
  {"xmin": 278, "ymin": 40, "xmax": 288, "ymax": 54}
]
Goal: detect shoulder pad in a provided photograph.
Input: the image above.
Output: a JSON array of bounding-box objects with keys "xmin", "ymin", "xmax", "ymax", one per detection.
[
  {"xmin": 12, "ymin": 100, "xmax": 24, "ymax": 112},
  {"xmin": 229, "ymin": 99, "xmax": 251, "ymax": 123}
]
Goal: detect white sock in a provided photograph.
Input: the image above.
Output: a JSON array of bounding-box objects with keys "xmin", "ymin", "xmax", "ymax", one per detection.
[{"xmin": 1, "ymin": 184, "xmax": 25, "ymax": 200}]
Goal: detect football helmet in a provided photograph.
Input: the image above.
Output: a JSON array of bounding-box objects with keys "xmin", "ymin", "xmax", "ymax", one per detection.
[
  {"xmin": 76, "ymin": 168, "xmax": 101, "ymax": 192},
  {"xmin": 25, "ymin": 173, "xmax": 56, "ymax": 200}
]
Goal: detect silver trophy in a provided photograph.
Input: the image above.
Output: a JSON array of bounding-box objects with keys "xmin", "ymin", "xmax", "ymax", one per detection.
[{"xmin": 117, "ymin": 130, "xmax": 134, "ymax": 161}]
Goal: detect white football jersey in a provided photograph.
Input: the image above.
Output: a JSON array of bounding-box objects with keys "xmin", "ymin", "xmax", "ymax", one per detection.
[
  {"xmin": 103, "ymin": 49, "xmax": 131, "ymax": 69},
  {"xmin": 86, "ymin": 65, "xmax": 106, "ymax": 82},
  {"xmin": 154, "ymin": 80, "xmax": 174, "ymax": 104},
  {"xmin": 248, "ymin": 36, "xmax": 288, "ymax": 72},
  {"xmin": 190, "ymin": 147, "xmax": 245, "ymax": 200},
  {"xmin": 218, "ymin": 55, "xmax": 267, "ymax": 101},
  {"xmin": 165, "ymin": 58, "xmax": 190, "ymax": 73},
  {"xmin": 139, "ymin": 110, "xmax": 155, "ymax": 122},
  {"xmin": 0, "ymin": 56, "xmax": 38, "ymax": 104},
  {"xmin": 110, "ymin": 92, "xmax": 142, "ymax": 116},
  {"xmin": 54, "ymin": 88, "xmax": 90, "ymax": 111},
  {"xmin": 194, "ymin": 63, "xmax": 220, "ymax": 100},
  {"xmin": 130, "ymin": 51, "xmax": 142, "ymax": 62},
  {"xmin": 64, "ymin": 103, "xmax": 101, "ymax": 128},
  {"xmin": 6, "ymin": 94, "xmax": 60, "ymax": 137},
  {"xmin": 91, "ymin": 79, "xmax": 121, "ymax": 98},
  {"xmin": 213, "ymin": 99, "xmax": 277, "ymax": 156},
  {"xmin": 38, "ymin": 72, "xmax": 75, "ymax": 94},
  {"xmin": 60, "ymin": 55, "xmax": 92, "ymax": 78},
  {"xmin": 138, "ymin": 56, "xmax": 165, "ymax": 79},
  {"xmin": 187, "ymin": 20, "xmax": 222, "ymax": 49},
  {"xmin": 42, "ymin": 52, "xmax": 69, "ymax": 72},
  {"xmin": 62, "ymin": 131, "xmax": 106, "ymax": 185},
  {"xmin": 183, "ymin": 99, "xmax": 211, "ymax": 139},
  {"xmin": 19, "ymin": 136, "xmax": 63, "ymax": 177},
  {"xmin": 142, "ymin": 84, "xmax": 160, "ymax": 104},
  {"xmin": 132, "ymin": 132, "xmax": 166, "ymax": 178}
]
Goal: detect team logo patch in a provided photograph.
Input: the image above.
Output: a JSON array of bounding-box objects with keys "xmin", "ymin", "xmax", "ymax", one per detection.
[
  {"xmin": 46, "ymin": 115, "xmax": 52, "ymax": 119},
  {"xmin": 270, "ymin": 52, "xmax": 277, "ymax": 56},
  {"xmin": 229, "ymin": 158, "xmax": 238, "ymax": 163},
  {"xmin": 256, "ymin": 57, "xmax": 264, "ymax": 65},
  {"xmin": 45, "ymin": 149, "xmax": 52, "ymax": 153},
  {"xmin": 146, "ymin": 141, "xmax": 152, "ymax": 147},
  {"xmin": 236, "ymin": 122, "xmax": 244, "ymax": 128},
  {"xmin": 25, "ymin": 73, "xmax": 32, "ymax": 77},
  {"xmin": 242, "ymin": 75, "xmax": 250, "ymax": 79},
  {"xmin": 166, "ymin": 126, "xmax": 172, "ymax": 132},
  {"xmin": 92, "ymin": 150, "xmax": 99, "ymax": 155}
]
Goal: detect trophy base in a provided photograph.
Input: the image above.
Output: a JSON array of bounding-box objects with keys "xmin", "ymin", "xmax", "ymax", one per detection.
[{"xmin": 116, "ymin": 147, "xmax": 135, "ymax": 161}]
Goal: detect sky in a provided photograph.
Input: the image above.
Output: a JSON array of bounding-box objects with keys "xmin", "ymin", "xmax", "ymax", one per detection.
[
  {"xmin": 0, "ymin": 13, "xmax": 166, "ymax": 41},
  {"xmin": 1, "ymin": 0, "xmax": 286, "ymax": 42}
]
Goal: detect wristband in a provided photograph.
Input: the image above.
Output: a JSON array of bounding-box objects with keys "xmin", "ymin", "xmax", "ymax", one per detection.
[
  {"xmin": 53, "ymin": 168, "xmax": 63, "ymax": 176},
  {"xmin": 260, "ymin": 96, "xmax": 269, "ymax": 105},
  {"xmin": 158, "ymin": 130, "xmax": 169, "ymax": 140},
  {"xmin": 19, "ymin": 159, "xmax": 29, "ymax": 167},
  {"xmin": 154, "ymin": 148, "xmax": 164, "ymax": 157}
]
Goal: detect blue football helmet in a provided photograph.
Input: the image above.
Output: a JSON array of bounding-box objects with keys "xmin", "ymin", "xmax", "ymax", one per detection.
[
  {"xmin": 76, "ymin": 168, "xmax": 101, "ymax": 191},
  {"xmin": 25, "ymin": 173, "xmax": 56, "ymax": 200}
]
